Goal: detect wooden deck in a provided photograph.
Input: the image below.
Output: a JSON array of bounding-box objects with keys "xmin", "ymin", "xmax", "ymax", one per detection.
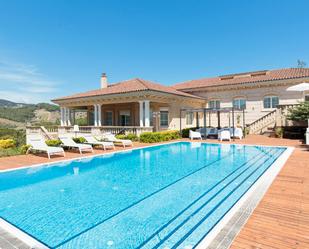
[
  {"xmin": 228, "ymin": 137, "xmax": 309, "ymax": 249},
  {"xmin": 0, "ymin": 135, "xmax": 308, "ymax": 248}
]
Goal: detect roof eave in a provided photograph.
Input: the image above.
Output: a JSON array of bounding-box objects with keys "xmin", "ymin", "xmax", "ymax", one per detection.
[
  {"xmin": 175, "ymin": 75, "xmax": 309, "ymax": 91},
  {"xmin": 52, "ymin": 88, "xmax": 205, "ymax": 105}
]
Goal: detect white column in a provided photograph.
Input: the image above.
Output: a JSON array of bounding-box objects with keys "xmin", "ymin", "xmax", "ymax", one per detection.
[
  {"xmin": 67, "ymin": 108, "xmax": 71, "ymax": 126},
  {"xmin": 64, "ymin": 108, "xmax": 68, "ymax": 126},
  {"xmin": 94, "ymin": 105, "xmax": 98, "ymax": 126},
  {"xmin": 60, "ymin": 107, "xmax": 65, "ymax": 126},
  {"xmin": 139, "ymin": 101, "xmax": 144, "ymax": 127},
  {"xmin": 144, "ymin": 100, "xmax": 150, "ymax": 127},
  {"xmin": 97, "ymin": 104, "xmax": 102, "ymax": 126}
]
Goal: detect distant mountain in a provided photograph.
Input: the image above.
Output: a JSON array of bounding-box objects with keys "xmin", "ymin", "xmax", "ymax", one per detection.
[
  {"xmin": 0, "ymin": 99, "xmax": 28, "ymax": 108},
  {"xmin": 0, "ymin": 99, "xmax": 60, "ymax": 128}
]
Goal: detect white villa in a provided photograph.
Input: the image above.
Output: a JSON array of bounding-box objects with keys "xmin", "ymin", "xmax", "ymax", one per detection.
[{"xmin": 50, "ymin": 68, "xmax": 309, "ymax": 136}]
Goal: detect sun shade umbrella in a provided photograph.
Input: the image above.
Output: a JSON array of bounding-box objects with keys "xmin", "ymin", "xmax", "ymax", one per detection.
[{"xmin": 286, "ymin": 82, "xmax": 309, "ymax": 91}]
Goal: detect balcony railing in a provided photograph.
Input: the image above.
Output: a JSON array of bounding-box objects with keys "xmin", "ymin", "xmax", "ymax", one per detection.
[
  {"xmin": 27, "ymin": 125, "xmax": 154, "ymax": 138},
  {"xmin": 58, "ymin": 126, "xmax": 153, "ymax": 135}
]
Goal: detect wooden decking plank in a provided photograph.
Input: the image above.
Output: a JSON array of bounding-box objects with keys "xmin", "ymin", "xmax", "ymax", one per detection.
[{"xmin": 230, "ymin": 136, "xmax": 309, "ymax": 249}]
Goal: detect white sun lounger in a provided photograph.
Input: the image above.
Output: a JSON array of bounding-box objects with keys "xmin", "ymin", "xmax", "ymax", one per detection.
[
  {"xmin": 189, "ymin": 130, "xmax": 202, "ymax": 140},
  {"xmin": 82, "ymin": 134, "xmax": 115, "ymax": 150},
  {"xmin": 27, "ymin": 135, "xmax": 65, "ymax": 159},
  {"xmin": 59, "ymin": 136, "xmax": 93, "ymax": 154},
  {"xmin": 103, "ymin": 133, "xmax": 133, "ymax": 148}
]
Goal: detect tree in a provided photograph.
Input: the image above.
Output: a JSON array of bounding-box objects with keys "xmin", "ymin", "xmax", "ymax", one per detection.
[
  {"xmin": 297, "ymin": 59, "xmax": 307, "ymax": 68},
  {"xmin": 287, "ymin": 102, "xmax": 309, "ymax": 121}
]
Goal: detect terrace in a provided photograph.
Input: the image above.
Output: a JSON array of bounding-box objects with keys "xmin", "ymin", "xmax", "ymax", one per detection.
[{"xmin": 0, "ymin": 135, "xmax": 308, "ymax": 248}]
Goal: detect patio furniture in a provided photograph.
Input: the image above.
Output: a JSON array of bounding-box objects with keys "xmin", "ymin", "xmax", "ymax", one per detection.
[
  {"xmin": 230, "ymin": 127, "xmax": 243, "ymax": 139},
  {"xmin": 27, "ymin": 135, "xmax": 65, "ymax": 159},
  {"xmin": 218, "ymin": 129, "xmax": 231, "ymax": 141},
  {"xmin": 196, "ymin": 127, "xmax": 208, "ymax": 137},
  {"xmin": 207, "ymin": 127, "xmax": 218, "ymax": 137},
  {"xmin": 58, "ymin": 135, "xmax": 93, "ymax": 154},
  {"xmin": 82, "ymin": 134, "xmax": 115, "ymax": 150},
  {"xmin": 103, "ymin": 133, "xmax": 133, "ymax": 148},
  {"xmin": 189, "ymin": 130, "xmax": 202, "ymax": 140}
]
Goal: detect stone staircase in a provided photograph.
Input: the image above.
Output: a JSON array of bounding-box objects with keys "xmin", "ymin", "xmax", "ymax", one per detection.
[
  {"xmin": 247, "ymin": 104, "xmax": 299, "ymax": 135},
  {"xmin": 247, "ymin": 109, "xmax": 278, "ymax": 135}
]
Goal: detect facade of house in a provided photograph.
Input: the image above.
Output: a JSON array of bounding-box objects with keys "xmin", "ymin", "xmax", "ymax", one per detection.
[{"xmin": 52, "ymin": 68, "xmax": 309, "ymax": 134}]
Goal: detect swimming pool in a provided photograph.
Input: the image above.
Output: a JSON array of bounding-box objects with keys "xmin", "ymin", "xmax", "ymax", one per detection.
[{"xmin": 0, "ymin": 142, "xmax": 287, "ymax": 249}]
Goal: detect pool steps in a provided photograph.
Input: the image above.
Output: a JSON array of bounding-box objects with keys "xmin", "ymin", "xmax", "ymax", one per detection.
[{"xmin": 136, "ymin": 148, "xmax": 282, "ymax": 249}]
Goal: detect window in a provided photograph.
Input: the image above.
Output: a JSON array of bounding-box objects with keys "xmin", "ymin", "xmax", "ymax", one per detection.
[
  {"xmin": 209, "ymin": 100, "xmax": 220, "ymax": 109},
  {"xmin": 119, "ymin": 110, "xmax": 131, "ymax": 126},
  {"xmin": 263, "ymin": 96, "xmax": 279, "ymax": 109},
  {"xmin": 105, "ymin": 111, "xmax": 113, "ymax": 126},
  {"xmin": 233, "ymin": 98, "xmax": 246, "ymax": 110},
  {"xmin": 160, "ymin": 111, "xmax": 169, "ymax": 127},
  {"xmin": 305, "ymin": 95, "xmax": 309, "ymax": 102},
  {"xmin": 186, "ymin": 112, "xmax": 194, "ymax": 125}
]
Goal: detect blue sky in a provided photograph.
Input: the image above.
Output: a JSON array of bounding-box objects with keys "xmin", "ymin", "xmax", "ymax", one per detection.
[{"xmin": 0, "ymin": 0, "xmax": 308, "ymax": 103}]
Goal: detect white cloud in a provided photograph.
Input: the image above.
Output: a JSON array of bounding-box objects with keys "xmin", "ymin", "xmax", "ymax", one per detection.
[
  {"xmin": 0, "ymin": 90, "xmax": 47, "ymax": 103},
  {"xmin": 0, "ymin": 60, "xmax": 60, "ymax": 103}
]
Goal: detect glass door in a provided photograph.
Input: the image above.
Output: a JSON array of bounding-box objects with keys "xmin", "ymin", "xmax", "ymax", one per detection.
[{"xmin": 119, "ymin": 110, "xmax": 131, "ymax": 126}]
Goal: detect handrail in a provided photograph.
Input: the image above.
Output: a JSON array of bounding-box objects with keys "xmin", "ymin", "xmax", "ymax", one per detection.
[{"xmin": 248, "ymin": 109, "xmax": 277, "ymax": 127}]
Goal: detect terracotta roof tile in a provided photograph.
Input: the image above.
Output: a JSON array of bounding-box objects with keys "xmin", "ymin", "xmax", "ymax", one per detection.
[
  {"xmin": 173, "ymin": 68, "xmax": 309, "ymax": 90},
  {"xmin": 53, "ymin": 78, "xmax": 202, "ymax": 101}
]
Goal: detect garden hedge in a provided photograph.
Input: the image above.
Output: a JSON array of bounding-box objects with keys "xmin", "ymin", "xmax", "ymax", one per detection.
[
  {"xmin": 116, "ymin": 133, "xmax": 139, "ymax": 141},
  {"xmin": 139, "ymin": 130, "xmax": 180, "ymax": 143}
]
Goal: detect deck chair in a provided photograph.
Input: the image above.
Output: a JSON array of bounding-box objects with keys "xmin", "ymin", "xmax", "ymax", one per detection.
[
  {"xmin": 27, "ymin": 135, "xmax": 65, "ymax": 159},
  {"xmin": 82, "ymin": 134, "xmax": 115, "ymax": 150},
  {"xmin": 103, "ymin": 133, "xmax": 133, "ymax": 148},
  {"xmin": 59, "ymin": 135, "xmax": 93, "ymax": 154}
]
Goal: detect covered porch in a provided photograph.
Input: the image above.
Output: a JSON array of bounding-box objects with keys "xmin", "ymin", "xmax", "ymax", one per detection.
[
  {"xmin": 50, "ymin": 77, "xmax": 205, "ymax": 136},
  {"xmin": 58, "ymin": 100, "xmax": 171, "ymax": 135}
]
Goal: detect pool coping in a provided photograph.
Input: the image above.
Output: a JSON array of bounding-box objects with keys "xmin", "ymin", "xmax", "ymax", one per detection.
[
  {"xmin": 0, "ymin": 141, "xmax": 294, "ymax": 249},
  {"xmin": 0, "ymin": 141, "xmax": 289, "ymax": 174}
]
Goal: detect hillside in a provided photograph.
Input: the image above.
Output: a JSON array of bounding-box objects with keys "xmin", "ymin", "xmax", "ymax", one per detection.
[
  {"xmin": 0, "ymin": 99, "xmax": 60, "ymax": 128},
  {"xmin": 0, "ymin": 99, "xmax": 27, "ymax": 107}
]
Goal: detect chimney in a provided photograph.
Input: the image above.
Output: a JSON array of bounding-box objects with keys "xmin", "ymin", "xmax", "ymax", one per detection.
[{"xmin": 101, "ymin": 73, "xmax": 107, "ymax": 88}]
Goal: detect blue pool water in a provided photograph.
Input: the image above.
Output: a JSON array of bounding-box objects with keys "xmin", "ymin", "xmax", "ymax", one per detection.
[{"xmin": 0, "ymin": 142, "xmax": 285, "ymax": 249}]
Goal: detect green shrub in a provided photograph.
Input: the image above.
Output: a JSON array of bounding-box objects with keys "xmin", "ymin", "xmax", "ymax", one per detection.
[
  {"xmin": 116, "ymin": 133, "xmax": 139, "ymax": 141},
  {"xmin": 0, "ymin": 139, "xmax": 16, "ymax": 149},
  {"xmin": 72, "ymin": 137, "xmax": 87, "ymax": 143},
  {"xmin": 0, "ymin": 135, "xmax": 14, "ymax": 140},
  {"xmin": 0, "ymin": 147, "xmax": 22, "ymax": 158},
  {"xmin": 181, "ymin": 127, "xmax": 198, "ymax": 138},
  {"xmin": 0, "ymin": 128, "xmax": 26, "ymax": 146},
  {"xmin": 140, "ymin": 130, "xmax": 180, "ymax": 143},
  {"xmin": 275, "ymin": 127, "xmax": 284, "ymax": 138},
  {"xmin": 140, "ymin": 132, "xmax": 163, "ymax": 143},
  {"xmin": 20, "ymin": 144, "xmax": 31, "ymax": 154},
  {"xmin": 287, "ymin": 102, "xmax": 309, "ymax": 121},
  {"xmin": 45, "ymin": 139, "xmax": 62, "ymax": 147}
]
